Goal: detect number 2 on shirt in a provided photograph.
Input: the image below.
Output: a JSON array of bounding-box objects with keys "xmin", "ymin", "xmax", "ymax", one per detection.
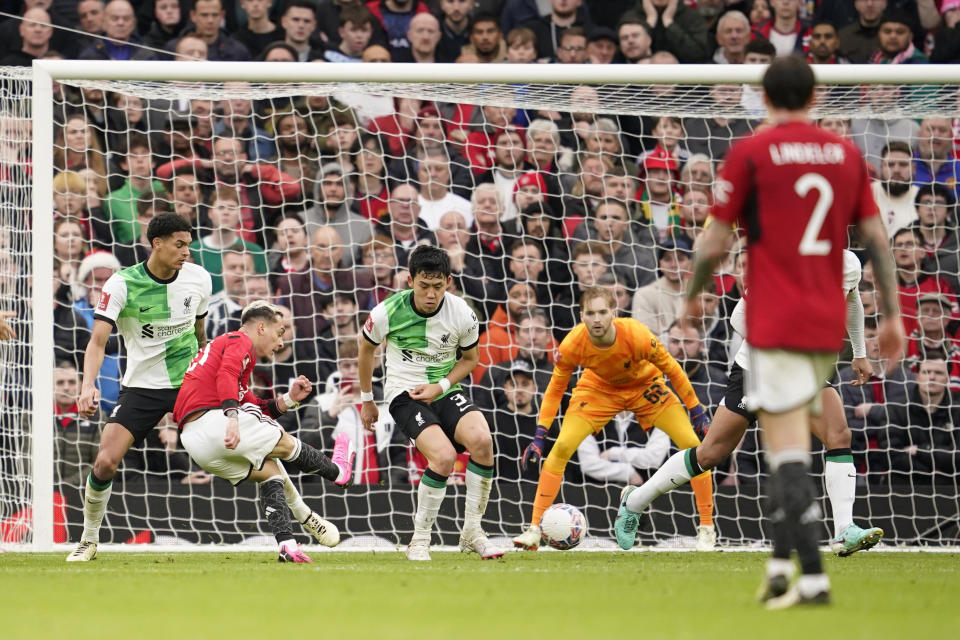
[{"xmin": 795, "ymin": 173, "xmax": 833, "ymax": 256}]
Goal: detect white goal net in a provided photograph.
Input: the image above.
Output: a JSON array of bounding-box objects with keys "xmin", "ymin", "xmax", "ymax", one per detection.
[{"xmin": 7, "ymin": 61, "xmax": 959, "ymax": 550}]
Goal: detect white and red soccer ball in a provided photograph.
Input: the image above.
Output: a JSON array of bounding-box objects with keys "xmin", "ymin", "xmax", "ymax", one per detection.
[{"xmin": 540, "ymin": 503, "xmax": 587, "ymax": 550}]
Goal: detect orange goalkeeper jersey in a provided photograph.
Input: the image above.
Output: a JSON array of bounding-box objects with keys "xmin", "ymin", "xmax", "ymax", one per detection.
[{"xmin": 537, "ymin": 318, "xmax": 700, "ymax": 427}]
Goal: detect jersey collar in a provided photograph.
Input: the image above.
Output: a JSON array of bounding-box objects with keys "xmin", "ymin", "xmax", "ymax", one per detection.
[
  {"xmin": 142, "ymin": 261, "xmax": 179, "ymax": 284},
  {"xmin": 408, "ymin": 290, "xmax": 445, "ymax": 318}
]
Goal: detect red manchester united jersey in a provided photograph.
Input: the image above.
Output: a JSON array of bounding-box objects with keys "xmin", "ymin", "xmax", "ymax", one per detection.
[
  {"xmin": 173, "ymin": 331, "xmax": 270, "ymax": 426},
  {"xmin": 711, "ymin": 121, "xmax": 878, "ymax": 351}
]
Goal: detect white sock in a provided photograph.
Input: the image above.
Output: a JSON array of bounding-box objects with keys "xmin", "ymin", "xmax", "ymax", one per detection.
[
  {"xmin": 413, "ymin": 480, "xmax": 447, "ymax": 541},
  {"xmin": 81, "ymin": 476, "xmax": 112, "ymax": 544},
  {"xmin": 824, "ymin": 460, "xmax": 856, "ymax": 538},
  {"xmin": 797, "ymin": 573, "xmax": 830, "ymax": 597},
  {"xmin": 766, "ymin": 557, "xmax": 795, "ymax": 579},
  {"xmin": 463, "ymin": 467, "xmax": 492, "ymax": 534},
  {"xmin": 282, "ymin": 474, "xmax": 311, "ymax": 523},
  {"xmin": 626, "ymin": 449, "xmax": 694, "ymax": 514}
]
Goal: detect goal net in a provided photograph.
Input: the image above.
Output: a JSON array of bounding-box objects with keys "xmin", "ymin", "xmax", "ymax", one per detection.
[{"xmin": 9, "ymin": 61, "xmax": 960, "ymax": 550}]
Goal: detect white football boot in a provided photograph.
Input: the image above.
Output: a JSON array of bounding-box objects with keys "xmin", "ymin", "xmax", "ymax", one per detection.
[
  {"xmin": 405, "ymin": 537, "xmax": 431, "ymax": 561},
  {"xmin": 459, "ymin": 529, "xmax": 505, "ymax": 559},
  {"xmin": 66, "ymin": 541, "xmax": 98, "ymax": 562},
  {"xmin": 301, "ymin": 512, "xmax": 340, "ymax": 547},
  {"xmin": 512, "ymin": 525, "xmax": 542, "ymax": 550},
  {"xmin": 696, "ymin": 525, "xmax": 716, "ymax": 551}
]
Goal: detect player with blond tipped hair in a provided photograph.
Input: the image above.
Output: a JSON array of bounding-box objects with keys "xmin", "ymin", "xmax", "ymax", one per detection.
[{"xmin": 512, "ymin": 286, "xmax": 715, "ymax": 551}]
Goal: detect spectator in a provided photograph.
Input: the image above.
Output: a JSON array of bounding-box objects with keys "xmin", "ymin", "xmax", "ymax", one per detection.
[
  {"xmin": 359, "ymin": 233, "xmax": 401, "ymax": 304},
  {"xmin": 71, "ymin": 252, "xmax": 123, "ymax": 414},
  {"xmin": 598, "ymin": 271, "xmax": 634, "ymax": 318},
  {"xmin": 395, "ymin": 12, "xmax": 445, "ymax": 62},
  {"xmin": 617, "ymin": 14, "xmax": 652, "ymax": 62},
  {"xmin": 113, "ymin": 190, "xmax": 172, "ymax": 267},
  {"xmin": 872, "ymin": 140, "xmax": 920, "ymax": 236},
  {"xmin": 554, "ymin": 26, "xmax": 588, "ymax": 63},
  {"xmin": 324, "ymin": 4, "xmax": 375, "ymax": 62},
  {"xmin": 280, "ymin": 0, "xmax": 322, "ymax": 61},
  {"xmin": 80, "ymin": 0, "xmax": 157, "ymax": 61},
  {"xmin": 752, "ymin": 0, "xmax": 809, "ymax": 57},
  {"xmin": 77, "ymin": 0, "xmax": 105, "ymax": 35},
  {"xmin": 180, "ymin": 0, "xmax": 251, "ymax": 61},
  {"xmin": 476, "ymin": 127, "xmax": 529, "ymax": 221},
  {"xmin": 415, "ymin": 148, "xmax": 473, "ymax": 230},
  {"xmin": 103, "ymin": 133, "xmax": 165, "ymax": 248},
  {"xmin": 806, "ymin": 19, "xmax": 848, "ymax": 63},
  {"xmin": 387, "ymin": 105, "xmax": 474, "ymax": 198},
  {"xmin": 205, "ymin": 249, "xmax": 253, "ymax": 338},
  {"xmin": 378, "ymin": 182, "xmax": 435, "ymax": 266},
  {"xmin": 684, "ymin": 84, "xmax": 755, "ymax": 159},
  {"xmin": 305, "ymin": 163, "xmax": 373, "ymax": 266},
  {"xmin": 505, "ymin": 26, "xmax": 539, "ymax": 62},
  {"xmin": 905, "ymin": 293, "xmax": 960, "ymax": 389},
  {"xmin": 893, "ymin": 226, "xmax": 957, "ymax": 336},
  {"xmin": 259, "ymin": 41, "xmax": 298, "ymax": 61},
  {"xmin": 476, "ymin": 280, "xmax": 543, "ymax": 381},
  {"xmin": 712, "ymin": 10, "xmax": 750, "ymax": 63},
  {"xmin": 586, "ymin": 25, "xmax": 618, "ymax": 64},
  {"xmin": 461, "ymin": 13, "xmax": 507, "ymax": 62},
  {"xmin": 362, "ymin": 42, "xmax": 393, "ymax": 62},
  {"xmin": 573, "ymin": 199, "xmax": 657, "ymax": 290},
  {"xmin": 637, "ymin": 150, "xmax": 680, "ymax": 239},
  {"xmin": 172, "ymin": 33, "xmax": 208, "ymax": 61},
  {"xmin": 365, "ymin": 0, "xmax": 431, "ymax": 59},
  {"xmin": 914, "ymin": 117, "xmax": 960, "ymax": 200},
  {"xmin": 864, "ymin": 358, "xmax": 960, "ymax": 485},
  {"xmin": 54, "ymin": 218, "xmax": 90, "ymax": 282},
  {"xmin": 0, "ymin": 7, "xmax": 53, "ymax": 67},
  {"xmin": 487, "ymin": 360, "xmax": 543, "ymax": 482},
  {"xmin": 475, "ymin": 311, "xmax": 557, "ymax": 404},
  {"xmin": 665, "ymin": 319, "xmax": 727, "ymax": 411},
  {"xmin": 739, "ymin": 37, "xmax": 776, "ymax": 115},
  {"xmin": 630, "ymin": 0, "xmax": 710, "ymax": 62},
  {"xmin": 269, "ymin": 213, "xmax": 311, "ymax": 279},
  {"xmin": 317, "ymin": 339, "xmax": 402, "ymax": 484},
  {"xmin": 54, "ymin": 171, "xmax": 96, "ymax": 241},
  {"xmin": 53, "ymin": 360, "xmax": 103, "ymax": 487},
  {"xmin": 272, "ymin": 111, "xmax": 321, "ymax": 189},
  {"xmin": 144, "ymin": 0, "xmax": 185, "ymax": 50},
  {"xmin": 464, "ymin": 182, "xmax": 508, "ymax": 294},
  {"xmin": 438, "ymin": 0, "xmax": 472, "ymax": 61},
  {"xmin": 353, "ymin": 135, "xmax": 391, "ymax": 222},
  {"xmin": 678, "ymin": 153, "xmax": 714, "ymax": 195},
  {"xmin": 275, "ymin": 225, "xmax": 375, "ymax": 339},
  {"xmin": 464, "ymin": 105, "xmax": 519, "ymax": 175},
  {"xmin": 53, "ymin": 113, "xmax": 107, "ymax": 179},
  {"xmin": 215, "ymin": 83, "xmax": 275, "ymax": 161},
  {"xmin": 168, "ymin": 168, "xmax": 205, "ymax": 233},
  {"xmin": 524, "ymin": 0, "xmax": 593, "ymax": 60},
  {"xmin": 316, "ymin": 292, "xmax": 362, "ymax": 375},
  {"xmin": 189, "ymin": 186, "xmax": 268, "ymax": 294},
  {"xmin": 552, "ymin": 241, "xmax": 611, "ymax": 335},
  {"xmin": 930, "ymin": 0, "xmax": 960, "ymax": 63},
  {"xmin": 526, "ymin": 119, "xmax": 575, "ymax": 193},
  {"xmin": 577, "ymin": 416, "xmax": 670, "ymax": 485},
  {"xmin": 631, "ymin": 237, "xmax": 690, "ymax": 337},
  {"xmin": 236, "ymin": 0, "xmax": 283, "ymax": 58},
  {"xmin": 870, "ymin": 10, "xmax": 928, "ymax": 63},
  {"xmin": 513, "ymin": 203, "xmax": 575, "ymax": 296},
  {"xmin": 839, "ymin": 0, "xmax": 887, "ymax": 63},
  {"xmin": 912, "ymin": 183, "xmax": 957, "ymax": 257},
  {"xmin": 851, "ymin": 86, "xmax": 920, "ymax": 174}
]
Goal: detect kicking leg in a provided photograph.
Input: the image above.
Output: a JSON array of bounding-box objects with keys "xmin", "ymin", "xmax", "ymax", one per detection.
[
  {"xmin": 274, "ymin": 460, "xmax": 340, "ymax": 547},
  {"xmin": 454, "ymin": 411, "xmax": 502, "ymax": 559},
  {"xmin": 513, "ymin": 412, "xmax": 595, "ymax": 550},
  {"xmin": 810, "ymin": 387, "xmax": 882, "ymax": 556},
  {"xmin": 67, "ymin": 423, "xmax": 134, "ymax": 562},
  {"xmin": 270, "ymin": 432, "xmax": 354, "ymax": 486},
  {"xmin": 250, "ymin": 461, "xmax": 310, "ymax": 563}
]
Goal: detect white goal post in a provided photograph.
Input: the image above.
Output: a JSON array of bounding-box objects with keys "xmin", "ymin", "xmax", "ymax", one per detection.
[{"xmin": 19, "ymin": 60, "xmax": 960, "ymax": 551}]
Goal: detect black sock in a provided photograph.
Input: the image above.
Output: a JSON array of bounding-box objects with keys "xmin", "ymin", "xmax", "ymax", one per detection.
[
  {"xmin": 765, "ymin": 473, "xmax": 792, "ymax": 561},
  {"xmin": 287, "ymin": 442, "xmax": 340, "ymax": 482},
  {"xmin": 771, "ymin": 462, "xmax": 824, "ymax": 575},
  {"xmin": 260, "ymin": 478, "xmax": 294, "ymax": 544}
]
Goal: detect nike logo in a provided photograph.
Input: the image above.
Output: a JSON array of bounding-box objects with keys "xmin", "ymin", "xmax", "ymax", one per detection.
[
  {"xmin": 139, "ymin": 306, "xmax": 154, "ymax": 312},
  {"xmin": 847, "ymin": 474, "xmax": 856, "ymax": 478}
]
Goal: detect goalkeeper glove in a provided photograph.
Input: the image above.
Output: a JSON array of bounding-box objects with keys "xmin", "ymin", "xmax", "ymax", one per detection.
[
  {"xmin": 522, "ymin": 425, "xmax": 549, "ymax": 469},
  {"xmin": 689, "ymin": 404, "xmax": 711, "ymax": 439}
]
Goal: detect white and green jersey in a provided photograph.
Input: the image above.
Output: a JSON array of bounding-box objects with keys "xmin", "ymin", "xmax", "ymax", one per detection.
[
  {"xmin": 95, "ymin": 261, "xmax": 212, "ymax": 389},
  {"xmin": 362, "ymin": 289, "xmax": 480, "ymax": 405}
]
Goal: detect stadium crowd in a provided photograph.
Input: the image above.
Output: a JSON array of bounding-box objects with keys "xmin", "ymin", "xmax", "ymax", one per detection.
[{"xmin": 0, "ymin": 0, "xmax": 957, "ymax": 496}]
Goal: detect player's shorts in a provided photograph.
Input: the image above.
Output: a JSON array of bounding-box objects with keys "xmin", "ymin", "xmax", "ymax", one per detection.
[
  {"xmin": 718, "ymin": 363, "xmax": 758, "ymax": 424},
  {"xmin": 743, "ymin": 348, "xmax": 837, "ymax": 415},
  {"xmin": 389, "ymin": 390, "xmax": 479, "ymax": 453},
  {"xmin": 179, "ymin": 404, "xmax": 283, "ymax": 485},
  {"xmin": 563, "ymin": 378, "xmax": 681, "ymax": 433},
  {"xmin": 107, "ymin": 386, "xmax": 181, "ymax": 445}
]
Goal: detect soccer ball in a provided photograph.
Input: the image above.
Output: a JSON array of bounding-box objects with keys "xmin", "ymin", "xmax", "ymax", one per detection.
[{"xmin": 540, "ymin": 503, "xmax": 587, "ymax": 550}]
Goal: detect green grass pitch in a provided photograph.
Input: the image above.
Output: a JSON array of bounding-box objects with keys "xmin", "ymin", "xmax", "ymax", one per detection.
[{"xmin": 1, "ymin": 551, "xmax": 957, "ymax": 639}]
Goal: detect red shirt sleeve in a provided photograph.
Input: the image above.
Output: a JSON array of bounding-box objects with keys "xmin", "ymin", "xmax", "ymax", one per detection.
[
  {"xmin": 156, "ymin": 157, "xmax": 204, "ymax": 180},
  {"xmin": 251, "ymin": 164, "xmax": 301, "ymax": 204},
  {"xmin": 217, "ymin": 337, "xmax": 254, "ymax": 409},
  {"xmin": 710, "ymin": 139, "xmax": 754, "ymax": 227}
]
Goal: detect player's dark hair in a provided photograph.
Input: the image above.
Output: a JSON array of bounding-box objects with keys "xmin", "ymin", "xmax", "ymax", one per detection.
[
  {"xmin": 580, "ymin": 286, "xmax": 616, "ymax": 310},
  {"xmin": 745, "ymin": 37, "xmax": 776, "ymax": 59},
  {"xmin": 146, "ymin": 212, "xmax": 191, "ymax": 244},
  {"xmin": 241, "ymin": 301, "xmax": 282, "ymax": 325},
  {"xmin": 408, "ymin": 244, "xmax": 451, "ymax": 279},
  {"xmin": 881, "ymin": 140, "xmax": 913, "ymax": 157},
  {"xmin": 762, "ymin": 55, "xmax": 815, "ymax": 111}
]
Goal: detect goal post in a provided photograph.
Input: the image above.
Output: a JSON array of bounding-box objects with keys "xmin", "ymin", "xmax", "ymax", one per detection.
[{"xmin": 17, "ymin": 60, "xmax": 960, "ymax": 551}]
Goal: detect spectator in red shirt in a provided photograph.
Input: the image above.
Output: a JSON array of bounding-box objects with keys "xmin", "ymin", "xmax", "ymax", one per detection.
[
  {"xmin": 54, "ymin": 360, "xmax": 102, "ymax": 487},
  {"xmin": 893, "ymin": 226, "xmax": 957, "ymax": 335},
  {"xmin": 905, "ymin": 293, "xmax": 960, "ymax": 390}
]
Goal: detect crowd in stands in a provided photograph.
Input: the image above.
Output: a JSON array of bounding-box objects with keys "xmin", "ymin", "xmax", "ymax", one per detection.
[{"xmin": 0, "ymin": 0, "xmax": 956, "ymax": 494}]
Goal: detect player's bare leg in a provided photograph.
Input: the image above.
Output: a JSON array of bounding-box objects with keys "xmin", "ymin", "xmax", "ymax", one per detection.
[
  {"xmin": 453, "ymin": 412, "xmax": 503, "ymax": 559},
  {"xmin": 406, "ymin": 425, "xmax": 457, "ymax": 561},
  {"xmin": 617, "ymin": 405, "xmax": 748, "ymax": 550},
  {"xmin": 250, "ymin": 460, "xmax": 311, "ymax": 563},
  {"xmin": 274, "ymin": 459, "xmax": 340, "ymax": 548},
  {"xmin": 67, "ymin": 423, "xmax": 134, "ymax": 562},
  {"xmin": 758, "ymin": 407, "xmax": 830, "ymax": 609},
  {"xmin": 513, "ymin": 414, "xmax": 594, "ymax": 550},
  {"xmin": 809, "ymin": 387, "xmax": 882, "ymax": 556}
]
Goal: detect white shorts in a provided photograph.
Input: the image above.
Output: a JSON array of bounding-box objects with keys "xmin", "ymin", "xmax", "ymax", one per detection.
[
  {"xmin": 743, "ymin": 348, "xmax": 836, "ymax": 415},
  {"xmin": 180, "ymin": 404, "xmax": 283, "ymax": 485}
]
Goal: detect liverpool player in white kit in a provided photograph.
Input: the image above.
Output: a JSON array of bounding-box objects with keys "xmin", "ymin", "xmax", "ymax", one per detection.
[
  {"xmin": 358, "ymin": 245, "xmax": 503, "ymax": 561},
  {"xmin": 69, "ymin": 214, "xmax": 212, "ymax": 562},
  {"xmin": 682, "ymin": 57, "xmax": 904, "ymax": 607},
  {"xmin": 174, "ymin": 302, "xmax": 355, "ymax": 562}
]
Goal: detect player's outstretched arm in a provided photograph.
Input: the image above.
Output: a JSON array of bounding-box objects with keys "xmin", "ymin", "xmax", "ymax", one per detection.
[
  {"xmin": 410, "ymin": 344, "xmax": 480, "ymax": 403},
  {"xmin": 357, "ymin": 336, "xmax": 379, "ymax": 432},
  {"xmin": 857, "ymin": 216, "xmax": 906, "ymax": 370},
  {"xmin": 684, "ymin": 220, "xmax": 736, "ymax": 327},
  {"xmin": 845, "ymin": 287, "xmax": 871, "ymax": 386},
  {"xmin": 78, "ymin": 319, "xmax": 113, "ymax": 417}
]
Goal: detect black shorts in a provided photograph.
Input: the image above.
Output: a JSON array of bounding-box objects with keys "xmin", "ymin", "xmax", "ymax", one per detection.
[
  {"xmin": 389, "ymin": 390, "xmax": 479, "ymax": 453},
  {"xmin": 106, "ymin": 386, "xmax": 181, "ymax": 445},
  {"xmin": 721, "ymin": 363, "xmax": 758, "ymax": 425}
]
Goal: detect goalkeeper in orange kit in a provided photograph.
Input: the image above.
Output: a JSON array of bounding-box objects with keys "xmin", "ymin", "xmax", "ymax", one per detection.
[{"xmin": 512, "ymin": 287, "xmax": 715, "ymax": 551}]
